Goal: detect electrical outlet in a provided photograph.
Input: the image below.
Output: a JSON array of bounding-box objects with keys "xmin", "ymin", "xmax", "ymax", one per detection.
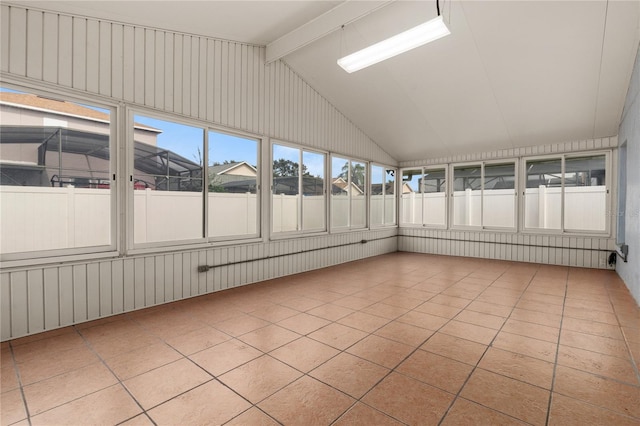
[{"xmin": 599, "ymin": 259, "xmax": 607, "ymax": 268}]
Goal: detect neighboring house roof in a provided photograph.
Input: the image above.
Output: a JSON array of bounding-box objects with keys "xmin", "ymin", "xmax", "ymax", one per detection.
[
  {"xmin": 272, "ymin": 176, "xmax": 324, "ymax": 196},
  {"xmin": 402, "ymin": 182, "xmax": 414, "ymax": 193},
  {"xmin": 370, "ymin": 183, "xmax": 395, "ymax": 195},
  {"xmin": 331, "ymin": 177, "xmax": 364, "ymax": 195},
  {"xmin": 332, "ymin": 177, "xmax": 348, "ymax": 190},
  {"xmin": 209, "ymin": 161, "xmax": 257, "ymax": 176},
  {"xmin": 0, "ymin": 92, "xmax": 160, "ymax": 132}
]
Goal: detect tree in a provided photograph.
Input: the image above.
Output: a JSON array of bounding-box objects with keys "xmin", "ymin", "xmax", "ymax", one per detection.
[
  {"xmin": 339, "ymin": 162, "xmax": 365, "ymax": 187},
  {"xmin": 211, "ymin": 160, "xmax": 240, "ymax": 167},
  {"xmin": 273, "ymin": 158, "xmax": 309, "ymax": 177}
]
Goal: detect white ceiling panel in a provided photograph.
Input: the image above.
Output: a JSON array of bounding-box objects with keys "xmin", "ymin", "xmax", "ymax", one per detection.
[
  {"xmin": 285, "ymin": 0, "xmax": 639, "ymax": 161},
  {"xmin": 593, "ymin": 0, "xmax": 640, "ymax": 137},
  {"xmin": 462, "ymin": 1, "xmax": 606, "ymax": 148}
]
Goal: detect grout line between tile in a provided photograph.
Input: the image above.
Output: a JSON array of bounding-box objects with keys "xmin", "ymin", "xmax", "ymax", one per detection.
[
  {"xmin": 5, "ymin": 255, "xmax": 639, "ymax": 426},
  {"xmin": 544, "ymin": 266, "xmax": 569, "ymax": 426},
  {"xmin": 435, "ymin": 263, "xmax": 544, "ymax": 426}
]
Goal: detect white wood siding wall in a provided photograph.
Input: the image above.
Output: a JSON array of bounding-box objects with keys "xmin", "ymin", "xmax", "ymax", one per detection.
[
  {"xmin": 398, "ymin": 229, "xmax": 615, "ymax": 269},
  {"xmin": 0, "ymin": 4, "xmax": 397, "ymax": 340},
  {"xmin": 1, "ymin": 230, "xmax": 397, "ymax": 340},
  {"xmin": 0, "ymin": 5, "xmax": 395, "ymax": 164},
  {"xmin": 398, "ymin": 137, "xmax": 619, "ymax": 270}
]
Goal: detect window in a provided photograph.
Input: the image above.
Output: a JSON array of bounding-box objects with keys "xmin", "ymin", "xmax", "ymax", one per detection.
[
  {"xmin": 401, "ymin": 169, "xmax": 422, "ymax": 226},
  {"xmin": 132, "ymin": 114, "xmax": 261, "ymax": 246},
  {"xmin": 0, "ymin": 87, "xmax": 115, "ymax": 258},
  {"xmin": 483, "ymin": 163, "xmax": 516, "ymax": 228},
  {"xmin": 132, "ymin": 115, "xmax": 204, "ymax": 245},
  {"xmin": 271, "ymin": 143, "xmax": 326, "ymax": 234},
  {"xmin": 564, "ymin": 155, "xmax": 606, "ymax": 232},
  {"xmin": 208, "ymin": 130, "xmax": 259, "ymax": 239},
  {"xmin": 331, "ymin": 156, "xmax": 367, "ymax": 230},
  {"xmin": 617, "ymin": 143, "xmax": 627, "ymax": 244},
  {"xmin": 523, "ymin": 153, "xmax": 608, "ymax": 233},
  {"xmin": 370, "ymin": 165, "xmax": 396, "ymax": 227},
  {"xmin": 524, "ymin": 158, "xmax": 562, "ymax": 230},
  {"xmin": 422, "ymin": 168, "xmax": 447, "ymax": 226},
  {"xmin": 452, "ymin": 162, "xmax": 516, "ymax": 229},
  {"xmin": 452, "ymin": 165, "xmax": 482, "ymax": 227},
  {"xmin": 400, "ymin": 167, "xmax": 446, "ymax": 227}
]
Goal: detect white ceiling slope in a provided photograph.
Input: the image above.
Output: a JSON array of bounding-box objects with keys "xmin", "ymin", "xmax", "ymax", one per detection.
[
  {"xmin": 284, "ymin": 0, "xmax": 640, "ymax": 160},
  {"xmin": 11, "ymin": 1, "xmax": 640, "ymax": 162}
]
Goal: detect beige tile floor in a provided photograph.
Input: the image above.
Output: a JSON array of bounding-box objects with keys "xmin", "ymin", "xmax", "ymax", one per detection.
[{"xmin": 1, "ymin": 252, "xmax": 639, "ymax": 425}]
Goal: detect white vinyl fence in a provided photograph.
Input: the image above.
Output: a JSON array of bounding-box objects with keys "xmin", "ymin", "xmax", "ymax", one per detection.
[
  {"xmin": 524, "ymin": 186, "xmax": 606, "ymax": 231},
  {"xmin": 271, "ymin": 194, "xmax": 325, "ymax": 233},
  {"xmin": 401, "ymin": 186, "xmax": 606, "ymax": 231},
  {"xmin": 370, "ymin": 195, "xmax": 396, "ymax": 226},
  {"xmin": 1, "ymin": 187, "xmax": 261, "ymax": 252},
  {"xmin": 2, "ymin": 188, "xmax": 375, "ymax": 252},
  {"xmin": 0, "ymin": 186, "xmax": 111, "ymax": 253}
]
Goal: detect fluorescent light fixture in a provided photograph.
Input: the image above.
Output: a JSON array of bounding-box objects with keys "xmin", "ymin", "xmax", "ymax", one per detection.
[{"xmin": 337, "ymin": 15, "xmax": 450, "ymax": 73}]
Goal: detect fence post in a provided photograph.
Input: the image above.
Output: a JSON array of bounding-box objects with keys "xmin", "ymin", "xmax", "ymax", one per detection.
[
  {"xmin": 246, "ymin": 192, "xmax": 251, "ymax": 234},
  {"xmin": 145, "ymin": 188, "xmax": 152, "ymax": 242},
  {"xmin": 465, "ymin": 188, "xmax": 472, "ymax": 226},
  {"xmin": 410, "ymin": 192, "xmax": 415, "ymax": 224},
  {"xmin": 538, "ymin": 185, "xmax": 546, "ymax": 228},
  {"xmin": 67, "ymin": 185, "xmax": 75, "ymax": 248}
]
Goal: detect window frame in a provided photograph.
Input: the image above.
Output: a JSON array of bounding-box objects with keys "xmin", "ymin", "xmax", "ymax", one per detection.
[
  {"xmin": 399, "ymin": 165, "xmax": 449, "ymax": 229},
  {"xmin": 270, "ymin": 140, "xmax": 328, "ymax": 238},
  {"xmin": 206, "ymin": 126, "xmax": 262, "ymax": 243},
  {"xmin": 0, "ymin": 83, "xmax": 119, "ymax": 263},
  {"xmin": 330, "ymin": 154, "xmax": 369, "ymax": 232},
  {"xmin": 481, "ymin": 160, "xmax": 518, "ymax": 231},
  {"xmin": 520, "ymin": 151, "xmax": 611, "ymax": 236},
  {"xmin": 127, "ymin": 107, "xmax": 263, "ymax": 251},
  {"xmin": 450, "ymin": 162, "xmax": 483, "ymax": 230},
  {"xmin": 449, "ymin": 160, "xmax": 517, "ymax": 232},
  {"xmin": 616, "ymin": 143, "xmax": 627, "ymax": 245},
  {"xmin": 369, "ymin": 163, "xmax": 398, "ymax": 228}
]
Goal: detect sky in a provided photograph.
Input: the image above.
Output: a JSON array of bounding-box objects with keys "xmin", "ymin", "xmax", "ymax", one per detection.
[
  {"xmin": 273, "ymin": 144, "xmax": 324, "ymax": 177},
  {"xmin": 134, "ymin": 115, "xmax": 258, "ymax": 167},
  {"xmin": 135, "ymin": 116, "xmax": 322, "ymax": 177}
]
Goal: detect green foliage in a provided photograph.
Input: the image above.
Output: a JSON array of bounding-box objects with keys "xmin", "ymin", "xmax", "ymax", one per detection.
[
  {"xmin": 339, "ymin": 162, "xmax": 365, "ymax": 186},
  {"xmin": 273, "ymin": 158, "xmax": 309, "ymax": 177}
]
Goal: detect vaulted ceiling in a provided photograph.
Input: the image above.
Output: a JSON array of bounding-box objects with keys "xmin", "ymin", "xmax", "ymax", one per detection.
[{"xmin": 12, "ymin": 1, "xmax": 640, "ymax": 161}]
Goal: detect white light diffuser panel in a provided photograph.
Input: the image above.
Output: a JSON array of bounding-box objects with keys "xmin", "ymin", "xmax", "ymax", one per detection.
[{"xmin": 338, "ymin": 15, "xmax": 450, "ymax": 73}]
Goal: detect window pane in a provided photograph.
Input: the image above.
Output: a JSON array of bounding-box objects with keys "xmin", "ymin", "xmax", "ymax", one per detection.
[
  {"xmin": 0, "ymin": 88, "xmax": 112, "ymax": 254},
  {"xmin": 483, "ymin": 163, "xmax": 515, "ymax": 228},
  {"xmin": 133, "ymin": 115, "xmax": 203, "ymax": 243},
  {"xmin": 351, "ymin": 161, "xmax": 367, "ymax": 228},
  {"xmin": 331, "ymin": 157, "xmax": 349, "ymax": 228},
  {"xmin": 453, "ymin": 166, "xmax": 481, "ymax": 227},
  {"xmin": 302, "ymin": 151, "xmax": 325, "ymax": 232},
  {"xmin": 422, "ymin": 169, "xmax": 446, "ymax": 193},
  {"xmin": 209, "ymin": 131, "xmax": 259, "ymax": 238},
  {"xmin": 401, "ymin": 169, "xmax": 422, "ymax": 225},
  {"xmin": 423, "ymin": 168, "xmax": 446, "ymax": 226},
  {"xmin": 370, "ymin": 165, "xmax": 384, "ymax": 227},
  {"xmin": 524, "ymin": 159, "xmax": 561, "ymax": 229},
  {"xmin": 564, "ymin": 155, "xmax": 606, "ymax": 231},
  {"xmin": 272, "ymin": 144, "xmax": 299, "ymax": 232},
  {"xmin": 617, "ymin": 145, "xmax": 627, "ymax": 244},
  {"xmin": 384, "ymin": 168, "xmax": 396, "ymax": 225}
]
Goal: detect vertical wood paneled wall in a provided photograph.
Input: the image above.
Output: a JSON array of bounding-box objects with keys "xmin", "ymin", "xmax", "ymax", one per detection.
[
  {"xmin": 1, "ymin": 231, "xmax": 397, "ymax": 340},
  {"xmin": 0, "ymin": 5, "xmax": 395, "ymax": 164},
  {"xmin": 398, "ymin": 137, "xmax": 619, "ymax": 269},
  {"xmin": 0, "ymin": 4, "xmax": 397, "ymax": 340}
]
